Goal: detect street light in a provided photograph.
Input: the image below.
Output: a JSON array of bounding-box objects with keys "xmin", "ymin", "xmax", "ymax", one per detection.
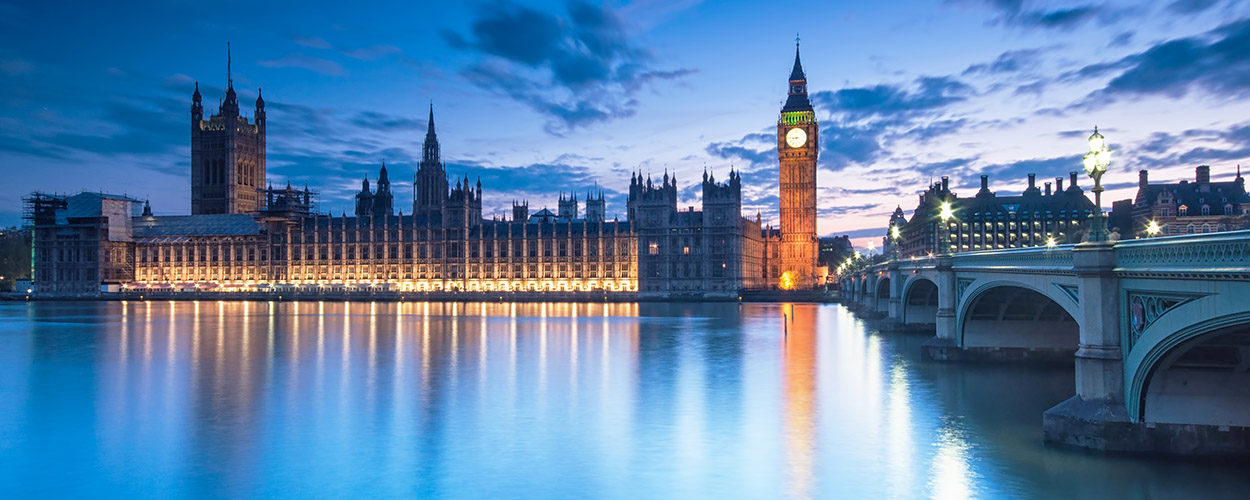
[
  {"xmin": 1082, "ymin": 126, "xmax": 1111, "ymax": 242},
  {"xmin": 890, "ymin": 224, "xmax": 901, "ymax": 259},
  {"xmin": 938, "ymin": 200, "xmax": 955, "ymax": 255},
  {"xmin": 1145, "ymin": 219, "xmax": 1161, "ymax": 237}
]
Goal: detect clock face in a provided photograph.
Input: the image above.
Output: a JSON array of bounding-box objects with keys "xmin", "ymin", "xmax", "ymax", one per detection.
[{"xmin": 785, "ymin": 127, "xmax": 807, "ymax": 148}]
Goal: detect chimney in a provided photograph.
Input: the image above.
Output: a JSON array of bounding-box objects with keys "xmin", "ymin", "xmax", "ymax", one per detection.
[
  {"xmin": 1139, "ymin": 169, "xmax": 1149, "ymax": 189},
  {"xmin": 1028, "ymin": 173, "xmax": 1036, "ymax": 189},
  {"xmin": 980, "ymin": 175, "xmax": 988, "ymax": 190},
  {"xmin": 1069, "ymin": 171, "xmax": 1079, "ymax": 189},
  {"xmin": 1045, "ymin": 182, "xmax": 1052, "ymax": 196},
  {"xmin": 941, "ymin": 176, "xmax": 949, "ymax": 191},
  {"xmin": 1056, "ymin": 177, "xmax": 1064, "ymax": 191},
  {"xmin": 1196, "ymin": 165, "xmax": 1210, "ymax": 184}
]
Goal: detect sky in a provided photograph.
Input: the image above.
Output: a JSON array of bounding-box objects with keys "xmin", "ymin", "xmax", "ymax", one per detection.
[{"xmin": 3, "ymin": 0, "xmax": 1250, "ymax": 247}]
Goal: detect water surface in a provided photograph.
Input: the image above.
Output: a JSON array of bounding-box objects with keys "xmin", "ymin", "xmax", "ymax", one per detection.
[{"xmin": 0, "ymin": 301, "xmax": 1245, "ymax": 498}]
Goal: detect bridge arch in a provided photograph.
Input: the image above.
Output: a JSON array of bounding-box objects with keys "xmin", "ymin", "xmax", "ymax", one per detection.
[
  {"xmin": 1127, "ymin": 307, "xmax": 1250, "ymax": 426},
  {"xmin": 958, "ymin": 281, "xmax": 1079, "ymax": 352},
  {"xmin": 874, "ymin": 277, "xmax": 890, "ymax": 315},
  {"xmin": 900, "ymin": 276, "xmax": 938, "ymax": 327}
]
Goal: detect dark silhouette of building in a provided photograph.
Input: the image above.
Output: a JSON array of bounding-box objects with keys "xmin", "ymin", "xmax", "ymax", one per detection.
[
  {"xmin": 631, "ymin": 169, "xmax": 766, "ymax": 297},
  {"xmin": 191, "ymin": 45, "xmax": 266, "ymax": 215}
]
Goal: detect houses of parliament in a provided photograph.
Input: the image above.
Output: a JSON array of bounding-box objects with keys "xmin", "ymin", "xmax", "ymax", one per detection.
[{"xmin": 27, "ymin": 46, "xmax": 823, "ymax": 298}]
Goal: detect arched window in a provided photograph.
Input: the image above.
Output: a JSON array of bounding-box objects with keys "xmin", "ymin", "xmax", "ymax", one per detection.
[
  {"xmin": 1226, "ymin": 204, "xmax": 1235, "ymax": 215},
  {"xmin": 1178, "ymin": 205, "xmax": 1188, "ymax": 216},
  {"xmin": 1201, "ymin": 205, "xmax": 1211, "ymax": 216},
  {"xmin": 1202, "ymin": 223, "xmax": 1211, "ymax": 233},
  {"xmin": 1187, "ymin": 224, "xmax": 1195, "ymax": 234}
]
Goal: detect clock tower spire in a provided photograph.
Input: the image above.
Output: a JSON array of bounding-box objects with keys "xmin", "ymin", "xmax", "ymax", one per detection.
[{"xmin": 777, "ymin": 39, "xmax": 819, "ymax": 289}]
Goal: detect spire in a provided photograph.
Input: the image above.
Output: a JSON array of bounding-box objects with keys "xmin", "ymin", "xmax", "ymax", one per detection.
[
  {"xmin": 427, "ymin": 102, "xmax": 436, "ymax": 136},
  {"xmin": 193, "ymin": 81, "xmax": 201, "ymax": 102},
  {"xmin": 789, "ymin": 35, "xmax": 806, "ymax": 82},
  {"xmin": 379, "ymin": 161, "xmax": 389, "ymax": 182},
  {"xmin": 422, "ymin": 103, "xmax": 441, "ymax": 165},
  {"xmin": 227, "ymin": 41, "xmax": 233, "ymax": 90}
]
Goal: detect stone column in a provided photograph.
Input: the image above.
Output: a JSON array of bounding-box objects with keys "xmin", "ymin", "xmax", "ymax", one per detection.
[
  {"xmin": 934, "ymin": 255, "xmax": 956, "ymax": 343},
  {"xmin": 1043, "ymin": 241, "xmax": 1135, "ymax": 451},
  {"xmin": 886, "ymin": 261, "xmax": 902, "ymax": 327},
  {"xmin": 1072, "ymin": 242, "xmax": 1123, "ymax": 403},
  {"xmin": 922, "ymin": 255, "xmax": 959, "ymax": 360}
]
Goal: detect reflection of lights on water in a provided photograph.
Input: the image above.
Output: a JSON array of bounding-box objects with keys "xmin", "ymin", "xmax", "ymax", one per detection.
[
  {"xmin": 887, "ymin": 361, "xmax": 915, "ymax": 498},
  {"xmin": 930, "ymin": 422, "xmax": 977, "ymax": 500}
]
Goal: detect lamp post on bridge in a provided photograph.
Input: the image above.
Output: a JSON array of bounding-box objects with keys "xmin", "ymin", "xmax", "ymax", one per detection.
[
  {"xmin": 938, "ymin": 201, "xmax": 955, "ymax": 255},
  {"xmin": 1082, "ymin": 126, "xmax": 1111, "ymax": 242},
  {"xmin": 890, "ymin": 224, "xmax": 901, "ymax": 260}
]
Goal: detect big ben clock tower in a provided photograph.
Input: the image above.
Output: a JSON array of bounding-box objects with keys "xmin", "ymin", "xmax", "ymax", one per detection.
[{"xmin": 778, "ymin": 41, "xmax": 819, "ymax": 289}]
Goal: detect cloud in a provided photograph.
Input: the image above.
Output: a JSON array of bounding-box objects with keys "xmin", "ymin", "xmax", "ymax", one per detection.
[
  {"xmin": 812, "ymin": 76, "xmax": 974, "ymax": 118},
  {"xmin": 962, "ymin": 49, "xmax": 1041, "ymax": 75},
  {"xmin": 960, "ymin": 0, "xmax": 1106, "ymax": 30},
  {"xmin": 259, "ymin": 53, "xmax": 346, "ymax": 76},
  {"xmin": 350, "ymin": 110, "xmax": 425, "ymax": 132},
  {"xmin": 443, "ymin": 1, "xmax": 692, "ymax": 132},
  {"xmin": 1078, "ymin": 18, "xmax": 1250, "ymax": 103},
  {"xmin": 1167, "ymin": 0, "xmax": 1220, "ymax": 15}
]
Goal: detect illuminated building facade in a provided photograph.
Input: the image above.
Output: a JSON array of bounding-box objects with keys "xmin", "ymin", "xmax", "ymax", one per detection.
[
  {"xmin": 26, "ymin": 55, "xmax": 797, "ymax": 298},
  {"xmin": 1128, "ymin": 166, "xmax": 1250, "ymax": 237},
  {"xmin": 891, "ymin": 173, "xmax": 1097, "ymax": 257},
  {"xmin": 777, "ymin": 43, "xmax": 819, "ymax": 288}
]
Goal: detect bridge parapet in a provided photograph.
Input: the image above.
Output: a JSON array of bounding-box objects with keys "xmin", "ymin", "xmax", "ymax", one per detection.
[
  {"xmin": 1115, "ymin": 229, "xmax": 1250, "ymax": 279},
  {"xmin": 952, "ymin": 245, "xmax": 1076, "ymax": 274}
]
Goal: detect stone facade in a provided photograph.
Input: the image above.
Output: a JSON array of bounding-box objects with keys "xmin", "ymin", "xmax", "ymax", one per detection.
[
  {"xmin": 891, "ymin": 173, "xmax": 1096, "ymax": 257},
  {"xmin": 630, "ymin": 169, "xmax": 768, "ymax": 298},
  {"xmin": 1128, "ymin": 165, "xmax": 1249, "ymax": 237},
  {"xmin": 190, "ymin": 50, "xmax": 266, "ymax": 215},
  {"xmin": 777, "ymin": 44, "xmax": 819, "ymax": 288}
]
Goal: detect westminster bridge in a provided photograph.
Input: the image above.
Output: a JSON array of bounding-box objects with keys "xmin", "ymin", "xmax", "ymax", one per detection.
[{"xmin": 839, "ymin": 230, "xmax": 1250, "ymax": 456}]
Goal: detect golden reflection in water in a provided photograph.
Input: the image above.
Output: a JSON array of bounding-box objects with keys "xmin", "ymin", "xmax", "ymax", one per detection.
[{"xmin": 783, "ymin": 303, "xmax": 817, "ymax": 500}]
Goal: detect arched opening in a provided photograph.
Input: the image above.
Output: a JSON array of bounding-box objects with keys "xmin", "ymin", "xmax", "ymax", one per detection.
[
  {"xmin": 903, "ymin": 279, "xmax": 938, "ymax": 326},
  {"xmin": 874, "ymin": 278, "xmax": 890, "ymax": 314},
  {"xmin": 860, "ymin": 279, "xmax": 869, "ymax": 301},
  {"xmin": 961, "ymin": 286, "xmax": 1077, "ymax": 351},
  {"xmin": 1141, "ymin": 323, "xmax": 1250, "ymax": 426}
]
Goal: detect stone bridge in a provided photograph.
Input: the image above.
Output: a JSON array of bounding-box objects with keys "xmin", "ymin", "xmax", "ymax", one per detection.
[{"xmin": 840, "ymin": 230, "xmax": 1250, "ymax": 456}]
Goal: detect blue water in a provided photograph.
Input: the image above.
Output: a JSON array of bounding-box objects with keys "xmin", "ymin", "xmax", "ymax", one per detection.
[{"xmin": 0, "ymin": 301, "xmax": 1246, "ymax": 498}]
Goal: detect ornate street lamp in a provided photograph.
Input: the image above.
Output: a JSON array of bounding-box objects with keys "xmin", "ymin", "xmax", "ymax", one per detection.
[
  {"xmin": 938, "ymin": 201, "xmax": 955, "ymax": 254},
  {"xmin": 1082, "ymin": 126, "xmax": 1111, "ymax": 242}
]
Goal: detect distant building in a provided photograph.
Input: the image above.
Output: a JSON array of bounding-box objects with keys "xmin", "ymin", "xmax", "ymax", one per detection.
[
  {"xmin": 776, "ymin": 42, "xmax": 820, "ymax": 288},
  {"xmin": 26, "ymin": 192, "xmax": 142, "ymax": 294},
  {"xmin": 891, "ymin": 172, "xmax": 1097, "ymax": 257},
  {"xmin": 1128, "ymin": 165, "xmax": 1249, "ymax": 237},
  {"xmin": 818, "ymin": 235, "xmax": 853, "ymax": 268},
  {"xmin": 26, "ymin": 43, "xmax": 821, "ymax": 297},
  {"xmin": 190, "ymin": 48, "xmax": 266, "ymax": 215},
  {"xmin": 630, "ymin": 169, "xmax": 768, "ymax": 298}
]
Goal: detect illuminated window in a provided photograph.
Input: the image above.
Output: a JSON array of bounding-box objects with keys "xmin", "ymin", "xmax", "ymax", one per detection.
[
  {"xmin": 682, "ymin": 246, "xmax": 690, "ymax": 255},
  {"xmin": 649, "ymin": 242, "xmax": 659, "ymax": 255}
]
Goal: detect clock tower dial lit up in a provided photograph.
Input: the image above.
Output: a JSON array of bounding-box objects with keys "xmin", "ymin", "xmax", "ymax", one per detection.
[
  {"xmin": 776, "ymin": 39, "xmax": 819, "ymax": 289},
  {"xmin": 786, "ymin": 127, "xmax": 807, "ymax": 148}
]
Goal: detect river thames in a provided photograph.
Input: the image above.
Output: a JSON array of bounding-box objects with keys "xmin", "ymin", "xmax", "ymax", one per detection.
[{"xmin": 1, "ymin": 301, "xmax": 1247, "ymax": 498}]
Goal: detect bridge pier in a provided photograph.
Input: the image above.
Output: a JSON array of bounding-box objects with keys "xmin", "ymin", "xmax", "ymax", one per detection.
[
  {"xmin": 1043, "ymin": 242, "xmax": 1136, "ymax": 450},
  {"xmin": 882, "ymin": 262, "xmax": 903, "ymax": 330},
  {"xmin": 922, "ymin": 255, "xmax": 960, "ymax": 358}
]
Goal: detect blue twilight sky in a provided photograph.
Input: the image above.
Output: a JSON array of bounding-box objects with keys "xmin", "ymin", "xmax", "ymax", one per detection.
[{"xmin": 3, "ymin": 0, "xmax": 1250, "ymax": 246}]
